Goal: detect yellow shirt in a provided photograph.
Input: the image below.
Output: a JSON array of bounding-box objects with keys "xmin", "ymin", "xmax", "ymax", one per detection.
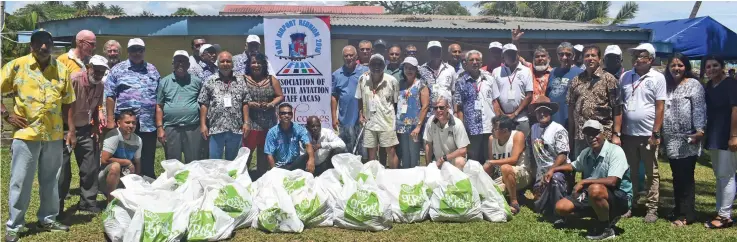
[
  {"xmin": 56, "ymin": 50, "xmax": 85, "ymax": 74},
  {"xmin": 1, "ymin": 54, "xmax": 76, "ymax": 141}
]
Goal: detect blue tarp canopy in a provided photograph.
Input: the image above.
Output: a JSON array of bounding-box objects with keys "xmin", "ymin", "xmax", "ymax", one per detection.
[{"xmin": 622, "ymin": 16, "xmax": 737, "ymax": 59}]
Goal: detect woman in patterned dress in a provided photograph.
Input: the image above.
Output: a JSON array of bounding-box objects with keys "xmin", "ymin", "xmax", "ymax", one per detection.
[
  {"xmin": 394, "ymin": 57, "xmax": 429, "ymax": 168},
  {"xmin": 662, "ymin": 53, "xmax": 705, "ymax": 227},
  {"xmin": 244, "ymin": 53, "xmax": 283, "ymax": 179}
]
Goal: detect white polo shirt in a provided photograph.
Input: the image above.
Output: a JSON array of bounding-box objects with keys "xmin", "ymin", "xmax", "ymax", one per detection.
[
  {"xmin": 620, "ymin": 68, "xmax": 667, "ymax": 136},
  {"xmin": 423, "ymin": 114, "xmax": 471, "ymax": 158},
  {"xmin": 492, "ymin": 63, "xmax": 534, "ymax": 122},
  {"xmin": 355, "ymin": 72, "xmax": 400, "ymax": 132}
]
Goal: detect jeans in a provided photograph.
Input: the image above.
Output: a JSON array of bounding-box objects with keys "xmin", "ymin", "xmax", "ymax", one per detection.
[
  {"xmin": 209, "ymin": 132, "xmax": 242, "ymax": 160},
  {"xmin": 164, "ymin": 125, "xmax": 204, "ymax": 164},
  {"xmin": 710, "ymin": 149, "xmax": 737, "ymax": 218},
  {"xmin": 6, "ymin": 139, "xmax": 63, "ymax": 231},
  {"xmin": 59, "ymin": 125, "xmax": 99, "ymax": 210},
  {"xmin": 135, "ymin": 125, "xmax": 157, "ymax": 179},
  {"xmin": 339, "ymin": 123, "xmax": 366, "ymax": 157},
  {"xmin": 669, "ymin": 155, "xmax": 697, "ymax": 222},
  {"xmin": 397, "ymin": 131, "xmax": 421, "ymax": 169}
]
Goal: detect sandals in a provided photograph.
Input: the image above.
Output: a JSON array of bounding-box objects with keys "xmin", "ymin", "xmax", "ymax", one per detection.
[
  {"xmin": 510, "ymin": 203, "xmax": 521, "ymax": 215},
  {"xmin": 704, "ymin": 216, "xmax": 733, "ymax": 229},
  {"xmin": 671, "ymin": 218, "xmax": 688, "ymax": 227}
]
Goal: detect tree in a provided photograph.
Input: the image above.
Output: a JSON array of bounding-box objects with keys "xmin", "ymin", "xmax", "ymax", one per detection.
[
  {"xmin": 106, "ymin": 5, "xmax": 126, "ymax": 15},
  {"xmin": 171, "ymin": 7, "xmax": 198, "ymax": 16},
  {"xmin": 88, "ymin": 2, "xmax": 107, "ymax": 15},
  {"xmin": 13, "ymin": 2, "xmax": 77, "ymax": 22},
  {"xmin": 347, "ymin": 1, "xmax": 470, "ymax": 15},
  {"xmin": 476, "ymin": 1, "xmax": 638, "ymax": 25},
  {"xmin": 1, "ymin": 12, "xmax": 38, "ymax": 65},
  {"xmin": 140, "ymin": 11, "xmax": 155, "ymax": 17}
]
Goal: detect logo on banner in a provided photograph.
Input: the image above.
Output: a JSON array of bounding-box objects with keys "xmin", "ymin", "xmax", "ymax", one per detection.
[{"xmin": 274, "ymin": 19, "xmax": 324, "ymax": 77}]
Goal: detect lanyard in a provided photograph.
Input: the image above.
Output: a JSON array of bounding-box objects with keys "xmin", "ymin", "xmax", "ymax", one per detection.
[
  {"xmin": 506, "ymin": 67, "xmax": 518, "ymax": 89},
  {"xmin": 630, "ymin": 73, "xmax": 648, "ymax": 96},
  {"xmin": 427, "ymin": 64, "xmax": 447, "ymax": 80}
]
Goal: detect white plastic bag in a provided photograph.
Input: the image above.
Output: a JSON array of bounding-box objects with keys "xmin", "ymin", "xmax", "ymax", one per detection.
[
  {"xmin": 333, "ymin": 175, "xmax": 393, "ymax": 231},
  {"xmin": 331, "ymin": 153, "xmax": 364, "ymax": 183},
  {"xmin": 464, "ymin": 160, "xmax": 512, "ymax": 222},
  {"xmin": 123, "ymin": 193, "xmax": 194, "ymax": 242},
  {"xmin": 314, "ymin": 169, "xmax": 343, "ymax": 203},
  {"xmin": 186, "ymin": 188, "xmax": 236, "ymax": 241},
  {"xmin": 211, "ymin": 183, "xmax": 258, "ymax": 229},
  {"xmin": 251, "ymin": 182, "xmax": 304, "ymax": 233},
  {"xmin": 429, "ymin": 162, "xmax": 483, "ymax": 222},
  {"xmin": 290, "ymin": 181, "xmax": 334, "ymax": 228},
  {"xmin": 102, "ymin": 198, "xmax": 133, "ymax": 242},
  {"xmin": 378, "ymin": 168, "xmax": 431, "ymax": 223},
  {"xmin": 357, "ymin": 160, "xmax": 384, "ymax": 182}
]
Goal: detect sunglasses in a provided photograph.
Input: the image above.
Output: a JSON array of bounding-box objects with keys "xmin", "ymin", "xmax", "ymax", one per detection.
[
  {"xmin": 434, "ymin": 106, "xmax": 447, "ymax": 111},
  {"xmin": 80, "ymin": 39, "xmax": 96, "ymax": 47},
  {"xmin": 557, "ymin": 52, "xmax": 573, "ymax": 57},
  {"xmin": 128, "ymin": 47, "xmax": 145, "ymax": 53},
  {"xmin": 279, "ymin": 111, "xmax": 293, "ymax": 116},
  {"xmin": 583, "ymin": 130, "xmax": 601, "ymax": 137}
]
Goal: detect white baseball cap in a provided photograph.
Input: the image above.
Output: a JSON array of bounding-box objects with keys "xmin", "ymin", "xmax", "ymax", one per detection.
[
  {"xmin": 573, "ymin": 44, "xmax": 584, "ymax": 52},
  {"xmin": 246, "ymin": 35, "xmax": 261, "ymax": 44},
  {"xmin": 199, "ymin": 44, "xmax": 216, "ymax": 55},
  {"xmin": 488, "ymin": 41, "xmax": 503, "ymax": 50},
  {"xmin": 127, "ymin": 38, "xmax": 145, "ymax": 48},
  {"xmin": 604, "ymin": 45, "xmax": 622, "ymax": 56},
  {"xmin": 173, "ymin": 50, "xmax": 189, "ymax": 58},
  {"xmin": 89, "ymin": 55, "xmax": 109, "ymax": 69},
  {"xmin": 502, "ymin": 43, "xmax": 518, "ymax": 54},
  {"xmin": 402, "ymin": 57, "xmax": 419, "ymax": 68},
  {"xmin": 427, "ymin": 41, "xmax": 442, "ymax": 50},
  {"xmin": 629, "ymin": 43, "xmax": 656, "ymax": 58},
  {"xmin": 370, "ymin": 53, "xmax": 385, "ymax": 63},
  {"xmin": 582, "ymin": 119, "xmax": 603, "ymax": 131}
]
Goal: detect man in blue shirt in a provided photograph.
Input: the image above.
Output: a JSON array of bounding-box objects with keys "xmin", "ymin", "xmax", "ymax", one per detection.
[
  {"xmin": 331, "ymin": 45, "xmax": 369, "ymax": 154},
  {"xmin": 265, "ymin": 103, "xmax": 315, "ymax": 173},
  {"xmin": 546, "ymin": 42, "xmax": 584, "ymax": 128},
  {"xmin": 547, "ymin": 120, "xmax": 632, "ymax": 240}
]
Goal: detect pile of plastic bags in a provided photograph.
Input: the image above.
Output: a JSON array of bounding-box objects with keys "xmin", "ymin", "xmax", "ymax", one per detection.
[{"xmin": 103, "ymin": 149, "xmax": 512, "ymax": 241}]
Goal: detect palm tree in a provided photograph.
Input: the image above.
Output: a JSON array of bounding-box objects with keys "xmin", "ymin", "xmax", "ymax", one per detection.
[
  {"xmin": 89, "ymin": 2, "xmax": 107, "ymax": 15},
  {"xmin": 72, "ymin": 1, "xmax": 89, "ymax": 16},
  {"xmin": 140, "ymin": 11, "xmax": 155, "ymax": 17},
  {"xmin": 107, "ymin": 5, "xmax": 126, "ymax": 15},
  {"xmin": 477, "ymin": 1, "xmax": 638, "ymax": 25}
]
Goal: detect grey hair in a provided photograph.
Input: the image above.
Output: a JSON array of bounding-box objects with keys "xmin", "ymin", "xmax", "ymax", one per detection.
[
  {"xmin": 448, "ymin": 43, "xmax": 461, "ymax": 53},
  {"xmin": 358, "ymin": 40, "xmax": 372, "ymax": 47},
  {"xmin": 465, "ymin": 50, "xmax": 483, "ymax": 60},
  {"xmin": 104, "ymin": 40, "xmax": 121, "ymax": 51},
  {"xmin": 534, "ymin": 46, "xmax": 549, "ymax": 56},
  {"xmin": 436, "ymin": 96, "xmax": 449, "ymax": 106},
  {"xmin": 342, "ymin": 45, "xmax": 357, "ymax": 54},
  {"xmin": 557, "ymin": 42, "xmax": 574, "ymax": 53}
]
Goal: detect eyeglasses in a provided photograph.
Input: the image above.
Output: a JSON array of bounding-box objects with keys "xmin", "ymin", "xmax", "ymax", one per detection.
[
  {"xmin": 636, "ymin": 55, "xmax": 651, "ymax": 60},
  {"xmin": 583, "ymin": 131, "xmax": 601, "ymax": 137},
  {"xmin": 80, "ymin": 40, "xmax": 96, "ymax": 47},
  {"xmin": 279, "ymin": 111, "xmax": 293, "ymax": 116},
  {"xmin": 434, "ymin": 106, "xmax": 446, "ymax": 111},
  {"xmin": 557, "ymin": 53, "xmax": 573, "ymax": 57}
]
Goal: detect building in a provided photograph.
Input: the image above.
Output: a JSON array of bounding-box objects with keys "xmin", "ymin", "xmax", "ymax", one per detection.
[{"xmin": 38, "ymin": 6, "xmax": 650, "ymax": 74}]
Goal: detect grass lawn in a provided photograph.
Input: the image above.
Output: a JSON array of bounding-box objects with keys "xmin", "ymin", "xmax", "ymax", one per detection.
[{"xmin": 2, "ymin": 147, "xmax": 737, "ymax": 241}]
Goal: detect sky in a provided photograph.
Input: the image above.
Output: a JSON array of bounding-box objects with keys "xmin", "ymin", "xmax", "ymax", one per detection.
[{"xmin": 4, "ymin": 1, "xmax": 737, "ymax": 31}]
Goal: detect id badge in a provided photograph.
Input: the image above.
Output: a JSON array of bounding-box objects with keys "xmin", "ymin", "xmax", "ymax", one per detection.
[
  {"xmin": 474, "ymin": 100, "xmax": 483, "ymax": 110},
  {"xmin": 223, "ymin": 95, "xmax": 233, "ymax": 108},
  {"xmin": 507, "ymin": 88, "xmax": 515, "ymax": 101},
  {"xmin": 626, "ymin": 99, "xmax": 636, "ymax": 112},
  {"xmin": 400, "ymin": 104, "xmax": 408, "ymax": 114}
]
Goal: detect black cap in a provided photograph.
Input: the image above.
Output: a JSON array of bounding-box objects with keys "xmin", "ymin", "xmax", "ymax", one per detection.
[
  {"xmin": 30, "ymin": 28, "xmax": 53, "ymax": 43},
  {"xmin": 374, "ymin": 39, "xmax": 387, "ymax": 48}
]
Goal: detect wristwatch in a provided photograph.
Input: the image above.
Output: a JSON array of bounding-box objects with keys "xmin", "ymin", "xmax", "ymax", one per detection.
[
  {"xmin": 613, "ymin": 132, "xmax": 621, "ymax": 137},
  {"xmin": 442, "ymin": 155, "xmax": 448, "ymax": 161},
  {"xmin": 652, "ymin": 131, "xmax": 661, "ymax": 139}
]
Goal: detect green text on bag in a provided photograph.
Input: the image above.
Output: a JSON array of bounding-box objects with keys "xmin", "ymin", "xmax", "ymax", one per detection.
[
  {"xmin": 214, "ymin": 185, "xmax": 251, "ymax": 218},
  {"xmin": 174, "ymin": 170, "xmax": 190, "ymax": 184},
  {"xmin": 142, "ymin": 210, "xmax": 179, "ymax": 242},
  {"xmin": 257, "ymin": 206, "xmax": 289, "ymax": 232},
  {"xmin": 295, "ymin": 195, "xmax": 321, "ymax": 222},
  {"xmin": 439, "ymin": 179, "xmax": 474, "ymax": 215},
  {"xmin": 283, "ymin": 177, "xmax": 306, "ymax": 194},
  {"xmin": 187, "ymin": 211, "xmax": 216, "ymax": 241},
  {"xmin": 399, "ymin": 183, "xmax": 427, "ymax": 214},
  {"xmin": 345, "ymin": 189, "xmax": 381, "ymax": 223}
]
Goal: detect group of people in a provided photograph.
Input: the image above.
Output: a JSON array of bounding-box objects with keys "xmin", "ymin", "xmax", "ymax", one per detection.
[{"xmin": 2, "ymin": 27, "xmax": 736, "ymax": 242}]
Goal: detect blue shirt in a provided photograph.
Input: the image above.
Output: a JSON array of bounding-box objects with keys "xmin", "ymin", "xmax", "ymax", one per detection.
[
  {"xmin": 547, "ymin": 66, "xmax": 583, "ymax": 125},
  {"xmin": 453, "ymin": 71, "xmax": 498, "ymax": 135},
  {"xmin": 264, "ymin": 122, "xmax": 312, "ymax": 167},
  {"xmin": 331, "ymin": 65, "xmax": 368, "ymax": 126},
  {"xmin": 396, "ymin": 79, "xmax": 425, "ymax": 133},
  {"xmin": 105, "ymin": 60, "xmax": 161, "ymax": 132}
]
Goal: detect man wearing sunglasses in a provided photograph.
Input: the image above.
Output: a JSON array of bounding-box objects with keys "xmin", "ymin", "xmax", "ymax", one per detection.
[
  {"xmin": 424, "ymin": 98, "xmax": 469, "ymax": 169},
  {"xmin": 265, "ymin": 103, "xmax": 315, "ymax": 173},
  {"xmin": 546, "ymin": 42, "xmax": 584, "ymax": 127},
  {"xmin": 2, "ymin": 29, "xmax": 75, "ymax": 240},
  {"xmin": 55, "ymin": 30, "xmax": 102, "ymax": 215},
  {"xmin": 188, "ymin": 44, "xmax": 218, "ymax": 81},
  {"xmin": 405, "ymin": 44, "xmax": 417, "ymax": 58},
  {"xmin": 549, "ymin": 120, "xmax": 632, "ymax": 240},
  {"xmin": 105, "ymin": 38, "xmax": 161, "ymax": 179}
]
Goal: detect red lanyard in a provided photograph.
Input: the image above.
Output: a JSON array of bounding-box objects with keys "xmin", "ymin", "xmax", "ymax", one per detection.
[
  {"xmin": 507, "ymin": 68, "xmax": 518, "ymax": 87},
  {"xmin": 631, "ymin": 73, "xmax": 647, "ymax": 96}
]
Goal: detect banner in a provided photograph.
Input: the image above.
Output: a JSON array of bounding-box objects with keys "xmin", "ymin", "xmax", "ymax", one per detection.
[{"xmin": 264, "ymin": 16, "xmax": 332, "ymax": 128}]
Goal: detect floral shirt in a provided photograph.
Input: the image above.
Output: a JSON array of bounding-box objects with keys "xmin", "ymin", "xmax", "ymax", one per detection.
[
  {"xmin": 453, "ymin": 70, "xmax": 499, "ymax": 135},
  {"xmin": 566, "ymin": 67, "xmax": 621, "ymax": 140},
  {"xmin": 197, "ymin": 73, "xmax": 252, "ymax": 135},
  {"xmin": 663, "ymin": 78, "xmax": 706, "ymax": 159},
  {"xmin": 104, "ymin": 60, "xmax": 160, "ymax": 132},
  {"xmin": 420, "ymin": 62, "xmax": 456, "ymax": 116},
  {"xmin": 1, "ymin": 54, "xmax": 75, "ymax": 141},
  {"xmin": 396, "ymin": 79, "xmax": 426, "ymax": 133},
  {"xmin": 188, "ymin": 58, "xmax": 217, "ymax": 82}
]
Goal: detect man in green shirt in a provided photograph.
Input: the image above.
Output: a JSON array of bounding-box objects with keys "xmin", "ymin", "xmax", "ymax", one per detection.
[
  {"xmin": 155, "ymin": 50, "xmax": 204, "ymax": 163},
  {"xmin": 545, "ymin": 120, "xmax": 632, "ymax": 240}
]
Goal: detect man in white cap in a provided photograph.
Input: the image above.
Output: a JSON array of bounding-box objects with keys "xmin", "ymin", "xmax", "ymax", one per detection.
[
  {"xmin": 603, "ymin": 45, "xmax": 625, "ymax": 80},
  {"xmin": 453, "ymin": 50, "xmax": 498, "ymax": 162},
  {"xmin": 619, "ymin": 43, "xmax": 666, "ymax": 222},
  {"xmin": 573, "ymin": 44, "xmax": 585, "ymax": 69},
  {"xmin": 549, "ymin": 119, "xmax": 632, "ymax": 240},
  {"xmin": 482, "ymin": 41, "xmax": 503, "ymax": 72},
  {"xmin": 57, "ymin": 54, "xmax": 108, "ymax": 216},
  {"xmin": 491, "ymin": 43, "xmax": 534, "ymax": 138},
  {"xmin": 420, "ymin": 40, "xmax": 456, "ymax": 118},
  {"xmin": 234, "ymin": 35, "xmax": 274, "ymax": 76},
  {"xmin": 2, "ymin": 29, "xmax": 74, "ymax": 240},
  {"xmin": 156, "ymin": 50, "xmax": 204, "ymax": 164},
  {"xmin": 188, "ymin": 43, "xmax": 218, "ymax": 81},
  {"xmin": 105, "ymin": 38, "xmax": 161, "ymax": 179},
  {"xmin": 356, "ymin": 54, "xmax": 400, "ymax": 168}
]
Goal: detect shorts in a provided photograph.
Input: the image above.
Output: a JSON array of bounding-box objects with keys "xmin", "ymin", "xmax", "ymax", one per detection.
[
  {"xmin": 567, "ymin": 186, "xmax": 630, "ymax": 219},
  {"xmin": 97, "ymin": 163, "xmax": 127, "ymax": 195},
  {"xmin": 243, "ymin": 130, "xmax": 267, "ymax": 149},
  {"xmin": 493, "ymin": 165, "xmax": 532, "ymax": 191},
  {"xmin": 364, "ymin": 130, "xmax": 399, "ymax": 148}
]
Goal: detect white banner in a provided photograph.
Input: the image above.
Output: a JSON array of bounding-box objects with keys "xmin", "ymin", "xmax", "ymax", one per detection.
[{"xmin": 264, "ymin": 16, "xmax": 332, "ymax": 128}]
